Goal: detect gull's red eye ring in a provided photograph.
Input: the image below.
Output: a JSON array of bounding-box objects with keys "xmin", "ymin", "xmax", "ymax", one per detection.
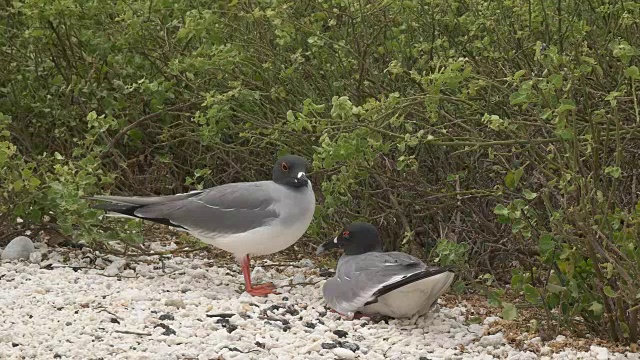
[
  {"xmin": 281, "ymin": 162, "xmax": 289, "ymax": 171},
  {"xmin": 342, "ymin": 231, "xmax": 350, "ymax": 237}
]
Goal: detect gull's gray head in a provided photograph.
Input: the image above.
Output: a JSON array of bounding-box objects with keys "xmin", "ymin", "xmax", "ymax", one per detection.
[
  {"xmin": 316, "ymin": 222, "xmax": 382, "ymax": 256},
  {"xmin": 272, "ymin": 154, "xmax": 310, "ymax": 188}
]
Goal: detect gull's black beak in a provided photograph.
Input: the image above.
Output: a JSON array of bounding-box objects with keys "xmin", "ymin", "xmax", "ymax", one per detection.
[
  {"xmin": 316, "ymin": 237, "xmax": 339, "ymax": 255},
  {"xmin": 296, "ymin": 172, "xmax": 309, "ymax": 187}
]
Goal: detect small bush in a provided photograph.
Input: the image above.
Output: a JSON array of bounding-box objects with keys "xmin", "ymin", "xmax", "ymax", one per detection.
[{"xmin": 1, "ymin": 0, "xmax": 639, "ymax": 342}]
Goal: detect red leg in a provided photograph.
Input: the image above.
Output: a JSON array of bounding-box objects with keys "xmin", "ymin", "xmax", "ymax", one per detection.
[{"xmin": 241, "ymin": 255, "xmax": 277, "ymax": 296}]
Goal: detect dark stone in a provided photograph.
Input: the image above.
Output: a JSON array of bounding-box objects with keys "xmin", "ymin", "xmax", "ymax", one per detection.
[
  {"xmin": 321, "ymin": 342, "xmax": 338, "ymax": 350},
  {"xmin": 282, "ymin": 324, "xmax": 291, "ymax": 332},
  {"xmin": 222, "ymin": 346, "xmax": 243, "ymax": 352},
  {"xmin": 159, "ymin": 314, "xmax": 174, "ymax": 321},
  {"xmin": 206, "ymin": 313, "xmax": 235, "ymax": 319},
  {"xmin": 263, "ymin": 316, "xmax": 289, "ymax": 326},
  {"xmin": 419, "ymin": 357, "xmax": 429, "ymax": 360},
  {"xmin": 155, "ymin": 323, "xmax": 176, "ymax": 336},
  {"xmin": 11, "ymin": 343, "xmax": 19, "ymax": 347},
  {"xmin": 284, "ymin": 305, "xmax": 299, "ymax": 316},
  {"xmin": 255, "ymin": 341, "xmax": 265, "ymax": 349},
  {"xmin": 318, "ymin": 269, "xmax": 335, "ymax": 277},
  {"xmin": 54, "ymin": 354, "xmax": 62, "ymax": 359},
  {"xmin": 110, "ymin": 318, "xmax": 120, "ymax": 324},
  {"xmin": 65, "ymin": 322, "xmax": 72, "ymax": 326},
  {"xmin": 282, "ymin": 297, "xmax": 289, "ymax": 301},
  {"xmin": 226, "ymin": 324, "xmax": 238, "ymax": 333},
  {"xmin": 215, "ymin": 317, "xmax": 237, "ymax": 333},
  {"xmin": 317, "ymin": 319, "xmax": 325, "ymax": 325},
  {"xmin": 333, "ymin": 329, "xmax": 348, "ymax": 338},
  {"xmin": 216, "ymin": 318, "xmax": 230, "ymax": 325},
  {"xmin": 303, "ymin": 322, "xmax": 316, "ymax": 329},
  {"xmin": 341, "ymin": 341, "xmax": 360, "ymax": 352}
]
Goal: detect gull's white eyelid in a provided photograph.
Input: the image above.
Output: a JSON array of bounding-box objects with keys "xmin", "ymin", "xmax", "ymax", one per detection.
[{"xmin": 333, "ymin": 237, "xmax": 338, "ymax": 243}]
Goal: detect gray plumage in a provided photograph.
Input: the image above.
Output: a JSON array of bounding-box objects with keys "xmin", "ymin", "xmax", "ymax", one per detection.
[
  {"xmin": 318, "ymin": 222, "xmax": 455, "ymax": 318},
  {"xmin": 323, "ymin": 251, "xmax": 426, "ymax": 314},
  {"xmin": 86, "ymin": 155, "xmax": 315, "ymax": 259}
]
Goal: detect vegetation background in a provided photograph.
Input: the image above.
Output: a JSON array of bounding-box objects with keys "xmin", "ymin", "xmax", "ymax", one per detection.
[{"xmin": 1, "ymin": 0, "xmax": 639, "ymax": 344}]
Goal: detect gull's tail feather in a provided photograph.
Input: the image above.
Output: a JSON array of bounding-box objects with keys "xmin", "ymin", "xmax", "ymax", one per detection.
[
  {"xmin": 86, "ymin": 196, "xmax": 192, "ymax": 229},
  {"xmin": 82, "ymin": 190, "xmax": 203, "ymax": 207}
]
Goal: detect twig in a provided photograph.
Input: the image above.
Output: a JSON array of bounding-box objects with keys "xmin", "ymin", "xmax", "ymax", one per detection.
[
  {"xmin": 290, "ymin": 280, "xmax": 325, "ymax": 287},
  {"xmin": 259, "ymin": 262, "xmax": 302, "ymax": 268},
  {"xmin": 372, "ymin": 174, "xmax": 411, "ymax": 249},
  {"xmin": 113, "ymin": 330, "xmax": 151, "ymax": 336},
  {"xmin": 100, "ymin": 101, "xmax": 199, "ymax": 159},
  {"xmin": 220, "ymin": 346, "xmax": 262, "ymax": 354},
  {"xmin": 96, "ymin": 307, "xmax": 124, "ymax": 320}
]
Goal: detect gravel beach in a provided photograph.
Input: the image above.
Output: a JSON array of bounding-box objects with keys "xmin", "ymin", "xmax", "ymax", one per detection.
[{"xmin": 1, "ymin": 244, "xmax": 638, "ymax": 360}]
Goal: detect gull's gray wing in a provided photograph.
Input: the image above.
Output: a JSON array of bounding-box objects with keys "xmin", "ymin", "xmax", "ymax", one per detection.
[
  {"xmin": 322, "ymin": 252, "xmax": 427, "ymax": 314},
  {"xmin": 132, "ymin": 181, "xmax": 280, "ymax": 235}
]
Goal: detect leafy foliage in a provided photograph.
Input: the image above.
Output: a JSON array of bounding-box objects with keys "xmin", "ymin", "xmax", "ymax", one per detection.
[{"xmin": 1, "ymin": 0, "xmax": 640, "ymax": 343}]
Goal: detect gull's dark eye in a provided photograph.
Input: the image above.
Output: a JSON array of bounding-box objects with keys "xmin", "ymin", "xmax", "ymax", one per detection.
[{"xmin": 281, "ymin": 162, "xmax": 289, "ymax": 171}]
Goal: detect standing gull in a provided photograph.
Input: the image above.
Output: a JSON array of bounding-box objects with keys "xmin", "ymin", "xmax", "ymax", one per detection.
[
  {"xmin": 86, "ymin": 155, "xmax": 315, "ymax": 296},
  {"xmin": 317, "ymin": 222, "xmax": 455, "ymax": 319}
]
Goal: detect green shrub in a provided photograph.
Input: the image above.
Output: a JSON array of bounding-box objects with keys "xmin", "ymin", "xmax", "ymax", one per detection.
[{"xmin": 1, "ymin": 0, "xmax": 639, "ymax": 342}]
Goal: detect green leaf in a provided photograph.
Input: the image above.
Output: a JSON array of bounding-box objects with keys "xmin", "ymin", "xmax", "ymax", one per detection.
[
  {"xmin": 501, "ymin": 302, "xmax": 517, "ymax": 321},
  {"xmin": 604, "ymin": 286, "xmax": 617, "ymax": 298},
  {"xmin": 546, "ymin": 283, "xmax": 566, "ymax": 293},
  {"xmin": 452, "ymin": 280, "xmax": 466, "ymax": 294},
  {"xmin": 589, "ymin": 301, "xmax": 604, "ymax": 315},
  {"xmin": 505, "ymin": 167, "xmax": 524, "ymax": 190},
  {"xmin": 557, "ymin": 128, "xmax": 574, "ymax": 140},
  {"xmin": 547, "ymin": 293, "xmax": 560, "ymax": 308},
  {"xmin": 511, "ymin": 219, "xmax": 526, "ymax": 233},
  {"xmin": 604, "ymin": 263, "xmax": 614, "ymax": 279},
  {"xmin": 488, "ymin": 290, "xmax": 503, "ymax": 307},
  {"xmin": 494, "ymin": 204, "xmax": 509, "ymax": 216},
  {"xmin": 127, "ymin": 129, "xmax": 144, "ymax": 142},
  {"xmin": 539, "ymin": 233, "xmax": 555, "ymax": 258},
  {"xmin": 509, "ymin": 91, "xmax": 529, "ymax": 105},
  {"xmin": 523, "ymin": 284, "xmax": 539, "ymax": 304},
  {"xmin": 13, "ymin": 179, "xmax": 24, "ymax": 191},
  {"xmin": 605, "ymin": 166, "xmax": 621, "ymax": 179},
  {"xmin": 556, "ymin": 99, "xmax": 576, "ymax": 113},
  {"xmin": 286, "ymin": 110, "xmax": 295, "ymax": 122},
  {"xmin": 513, "ymin": 70, "xmax": 526, "ymax": 81},
  {"xmin": 549, "ymin": 74, "xmax": 563, "ymax": 88},
  {"xmin": 624, "ymin": 66, "xmax": 640, "ymax": 79},
  {"xmin": 28, "ymin": 177, "xmax": 41, "ymax": 188},
  {"xmin": 523, "ymin": 189, "xmax": 538, "ymax": 200}
]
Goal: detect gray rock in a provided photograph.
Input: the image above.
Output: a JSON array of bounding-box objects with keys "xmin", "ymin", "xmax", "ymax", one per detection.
[
  {"xmin": 478, "ymin": 332, "xmax": 505, "ymax": 347},
  {"xmin": 1, "ymin": 236, "xmax": 35, "ymax": 261},
  {"xmin": 29, "ymin": 252, "xmax": 42, "ymax": 264},
  {"xmin": 103, "ymin": 259, "xmax": 126, "ymax": 276},
  {"xmin": 298, "ymin": 258, "xmax": 315, "ymax": 268},
  {"xmin": 250, "ymin": 266, "xmax": 267, "ymax": 283},
  {"xmin": 165, "ymin": 299, "xmax": 186, "ymax": 309},
  {"xmin": 292, "ymin": 273, "xmax": 306, "ymax": 284}
]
